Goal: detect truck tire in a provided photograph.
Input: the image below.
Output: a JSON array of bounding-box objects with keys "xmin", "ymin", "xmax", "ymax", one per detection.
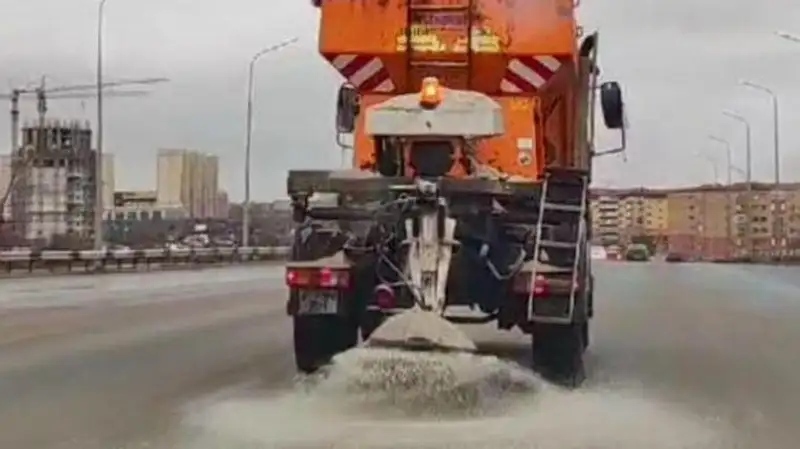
[
  {"xmin": 293, "ymin": 315, "xmax": 358, "ymax": 374},
  {"xmin": 531, "ymin": 322, "xmax": 586, "ymax": 387}
]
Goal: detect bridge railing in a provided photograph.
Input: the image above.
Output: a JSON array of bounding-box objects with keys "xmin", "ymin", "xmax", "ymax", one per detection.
[{"xmin": 0, "ymin": 246, "xmax": 291, "ymax": 274}]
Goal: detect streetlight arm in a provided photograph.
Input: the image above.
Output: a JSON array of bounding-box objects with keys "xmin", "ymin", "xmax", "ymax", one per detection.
[
  {"xmin": 708, "ymin": 135, "xmax": 728, "ymax": 146},
  {"xmin": 707, "ymin": 135, "xmax": 733, "ymax": 185},
  {"xmin": 722, "ymin": 110, "xmax": 752, "ymax": 186},
  {"xmin": 739, "ymin": 80, "xmax": 778, "ymax": 101},
  {"xmin": 738, "ymin": 80, "xmax": 780, "ymax": 184},
  {"xmin": 731, "ymin": 165, "xmax": 747, "ymax": 177},
  {"xmin": 722, "ymin": 110, "xmax": 747, "ymax": 126},
  {"xmin": 250, "ymin": 37, "xmax": 300, "ymax": 66},
  {"xmin": 776, "ymin": 30, "xmax": 800, "ymax": 43}
]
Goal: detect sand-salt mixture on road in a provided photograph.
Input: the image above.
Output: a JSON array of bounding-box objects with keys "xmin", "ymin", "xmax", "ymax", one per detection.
[{"xmin": 176, "ymin": 348, "xmax": 731, "ymax": 449}]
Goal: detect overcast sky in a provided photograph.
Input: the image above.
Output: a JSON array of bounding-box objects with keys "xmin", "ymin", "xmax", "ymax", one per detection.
[{"xmin": 1, "ymin": 0, "xmax": 800, "ymax": 200}]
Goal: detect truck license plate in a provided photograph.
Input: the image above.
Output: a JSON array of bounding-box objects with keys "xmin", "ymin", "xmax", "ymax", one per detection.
[{"xmin": 297, "ymin": 290, "xmax": 339, "ymax": 315}]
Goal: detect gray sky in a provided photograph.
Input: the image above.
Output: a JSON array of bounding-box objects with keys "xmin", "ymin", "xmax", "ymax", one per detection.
[{"xmin": 1, "ymin": 0, "xmax": 800, "ymax": 200}]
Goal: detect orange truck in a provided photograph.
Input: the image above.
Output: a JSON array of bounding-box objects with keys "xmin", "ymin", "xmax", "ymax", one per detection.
[{"xmin": 285, "ymin": 0, "xmax": 627, "ymax": 386}]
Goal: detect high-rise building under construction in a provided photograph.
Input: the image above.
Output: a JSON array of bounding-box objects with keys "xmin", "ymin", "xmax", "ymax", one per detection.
[{"xmin": 8, "ymin": 120, "xmax": 106, "ymax": 243}]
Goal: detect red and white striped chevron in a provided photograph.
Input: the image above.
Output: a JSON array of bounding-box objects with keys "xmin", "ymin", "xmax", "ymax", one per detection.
[
  {"xmin": 327, "ymin": 54, "xmax": 395, "ymax": 93},
  {"xmin": 499, "ymin": 56, "xmax": 563, "ymax": 94}
]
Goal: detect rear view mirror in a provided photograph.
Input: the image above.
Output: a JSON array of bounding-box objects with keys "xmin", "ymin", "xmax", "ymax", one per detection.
[
  {"xmin": 336, "ymin": 83, "xmax": 360, "ymax": 134},
  {"xmin": 599, "ymin": 81, "xmax": 624, "ymax": 129}
]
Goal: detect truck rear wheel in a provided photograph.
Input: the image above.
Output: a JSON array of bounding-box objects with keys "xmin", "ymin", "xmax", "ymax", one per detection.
[
  {"xmin": 531, "ymin": 322, "xmax": 586, "ymax": 387},
  {"xmin": 293, "ymin": 315, "xmax": 358, "ymax": 374}
]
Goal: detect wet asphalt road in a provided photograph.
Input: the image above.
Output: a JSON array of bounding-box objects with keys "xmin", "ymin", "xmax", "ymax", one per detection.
[{"xmin": 0, "ymin": 261, "xmax": 797, "ymax": 448}]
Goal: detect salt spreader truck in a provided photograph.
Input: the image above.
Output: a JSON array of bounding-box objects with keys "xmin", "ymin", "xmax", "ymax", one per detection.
[{"xmin": 284, "ymin": 0, "xmax": 627, "ymax": 386}]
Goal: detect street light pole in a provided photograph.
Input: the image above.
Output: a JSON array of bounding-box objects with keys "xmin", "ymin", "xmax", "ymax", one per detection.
[
  {"xmin": 707, "ymin": 134, "xmax": 736, "ymax": 259},
  {"xmin": 722, "ymin": 110, "xmax": 754, "ymax": 259},
  {"xmin": 696, "ymin": 152, "xmax": 719, "ymax": 184},
  {"xmin": 94, "ymin": 0, "xmax": 109, "ymax": 252},
  {"xmin": 773, "ymin": 30, "xmax": 800, "ymax": 259},
  {"xmin": 242, "ymin": 37, "xmax": 298, "ymax": 248},
  {"xmin": 708, "ymin": 135, "xmax": 733, "ymax": 185},
  {"xmin": 722, "ymin": 111, "xmax": 752, "ymax": 188},
  {"xmin": 740, "ymin": 80, "xmax": 780, "ymax": 184}
]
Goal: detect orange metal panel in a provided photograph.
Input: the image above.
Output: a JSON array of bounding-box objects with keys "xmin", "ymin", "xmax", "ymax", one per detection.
[
  {"xmin": 473, "ymin": 96, "xmax": 542, "ymax": 178},
  {"xmin": 318, "ymin": 0, "xmax": 577, "ymax": 56},
  {"xmin": 318, "ymin": 1, "xmax": 405, "ymax": 56},
  {"xmin": 479, "ymin": 0, "xmax": 578, "ymax": 56},
  {"xmin": 318, "ymin": 0, "xmax": 578, "ymax": 94}
]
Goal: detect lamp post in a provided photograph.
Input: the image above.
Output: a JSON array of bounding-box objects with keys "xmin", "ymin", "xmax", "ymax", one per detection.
[
  {"xmin": 708, "ymin": 135, "xmax": 733, "ymax": 185},
  {"xmin": 722, "ymin": 111, "xmax": 752, "ymax": 188},
  {"xmin": 696, "ymin": 151, "xmax": 719, "ymax": 184},
  {"xmin": 773, "ymin": 30, "xmax": 799, "ymax": 259},
  {"xmin": 707, "ymin": 135, "xmax": 737, "ymax": 259},
  {"xmin": 94, "ymin": 0, "xmax": 109, "ymax": 252},
  {"xmin": 242, "ymin": 37, "xmax": 298, "ymax": 248},
  {"xmin": 740, "ymin": 80, "xmax": 780, "ymax": 184},
  {"xmin": 722, "ymin": 110, "xmax": 755, "ymax": 258}
]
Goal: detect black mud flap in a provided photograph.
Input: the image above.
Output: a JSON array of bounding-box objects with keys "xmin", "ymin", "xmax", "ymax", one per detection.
[
  {"xmin": 531, "ymin": 322, "xmax": 586, "ymax": 388},
  {"xmin": 293, "ymin": 315, "xmax": 358, "ymax": 374}
]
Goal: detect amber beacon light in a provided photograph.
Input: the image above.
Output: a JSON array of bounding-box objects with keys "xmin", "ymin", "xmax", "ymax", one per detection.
[{"xmin": 419, "ymin": 77, "xmax": 443, "ymax": 108}]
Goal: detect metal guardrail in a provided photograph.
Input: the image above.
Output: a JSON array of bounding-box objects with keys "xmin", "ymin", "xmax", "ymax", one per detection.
[{"xmin": 0, "ymin": 246, "xmax": 291, "ymax": 274}]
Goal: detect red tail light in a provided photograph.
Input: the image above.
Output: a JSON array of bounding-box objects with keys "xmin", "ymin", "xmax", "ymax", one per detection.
[
  {"xmin": 286, "ymin": 267, "xmax": 351, "ymax": 289},
  {"xmin": 513, "ymin": 273, "xmax": 550, "ymax": 297},
  {"xmin": 533, "ymin": 275, "xmax": 549, "ymax": 297}
]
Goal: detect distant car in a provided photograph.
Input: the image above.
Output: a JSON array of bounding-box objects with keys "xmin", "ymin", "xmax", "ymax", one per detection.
[
  {"xmin": 624, "ymin": 243, "xmax": 651, "ymax": 262},
  {"xmin": 590, "ymin": 245, "xmax": 608, "ymax": 260},
  {"xmin": 665, "ymin": 252, "xmax": 685, "ymax": 263}
]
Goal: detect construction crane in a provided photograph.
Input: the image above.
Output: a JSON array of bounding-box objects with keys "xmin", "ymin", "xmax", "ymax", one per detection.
[
  {"xmin": 0, "ymin": 76, "xmax": 168, "ymax": 229},
  {"xmin": 0, "ymin": 76, "xmax": 168, "ymax": 154}
]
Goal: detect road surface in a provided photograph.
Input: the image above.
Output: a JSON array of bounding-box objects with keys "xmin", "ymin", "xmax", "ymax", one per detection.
[{"xmin": 0, "ymin": 262, "xmax": 797, "ymax": 448}]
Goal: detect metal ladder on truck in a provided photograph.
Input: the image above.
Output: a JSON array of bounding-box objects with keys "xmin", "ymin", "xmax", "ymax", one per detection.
[
  {"xmin": 527, "ymin": 166, "xmax": 590, "ymax": 324},
  {"xmin": 404, "ymin": 0, "xmax": 474, "ymax": 88}
]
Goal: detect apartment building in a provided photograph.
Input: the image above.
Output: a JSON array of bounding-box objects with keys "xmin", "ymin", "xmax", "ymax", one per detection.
[
  {"xmin": 665, "ymin": 183, "xmax": 800, "ymax": 260},
  {"xmin": 592, "ymin": 183, "xmax": 800, "ymax": 260},
  {"xmin": 666, "ymin": 186, "xmax": 733, "ymax": 260},
  {"xmin": 156, "ymin": 149, "xmax": 219, "ymax": 218},
  {"xmin": 591, "ymin": 188, "xmax": 669, "ymax": 248},
  {"xmin": 735, "ymin": 187, "xmax": 799, "ymax": 258},
  {"xmin": 589, "ymin": 192, "xmax": 621, "ymax": 245},
  {"xmin": 618, "ymin": 191, "xmax": 669, "ymax": 241}
]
